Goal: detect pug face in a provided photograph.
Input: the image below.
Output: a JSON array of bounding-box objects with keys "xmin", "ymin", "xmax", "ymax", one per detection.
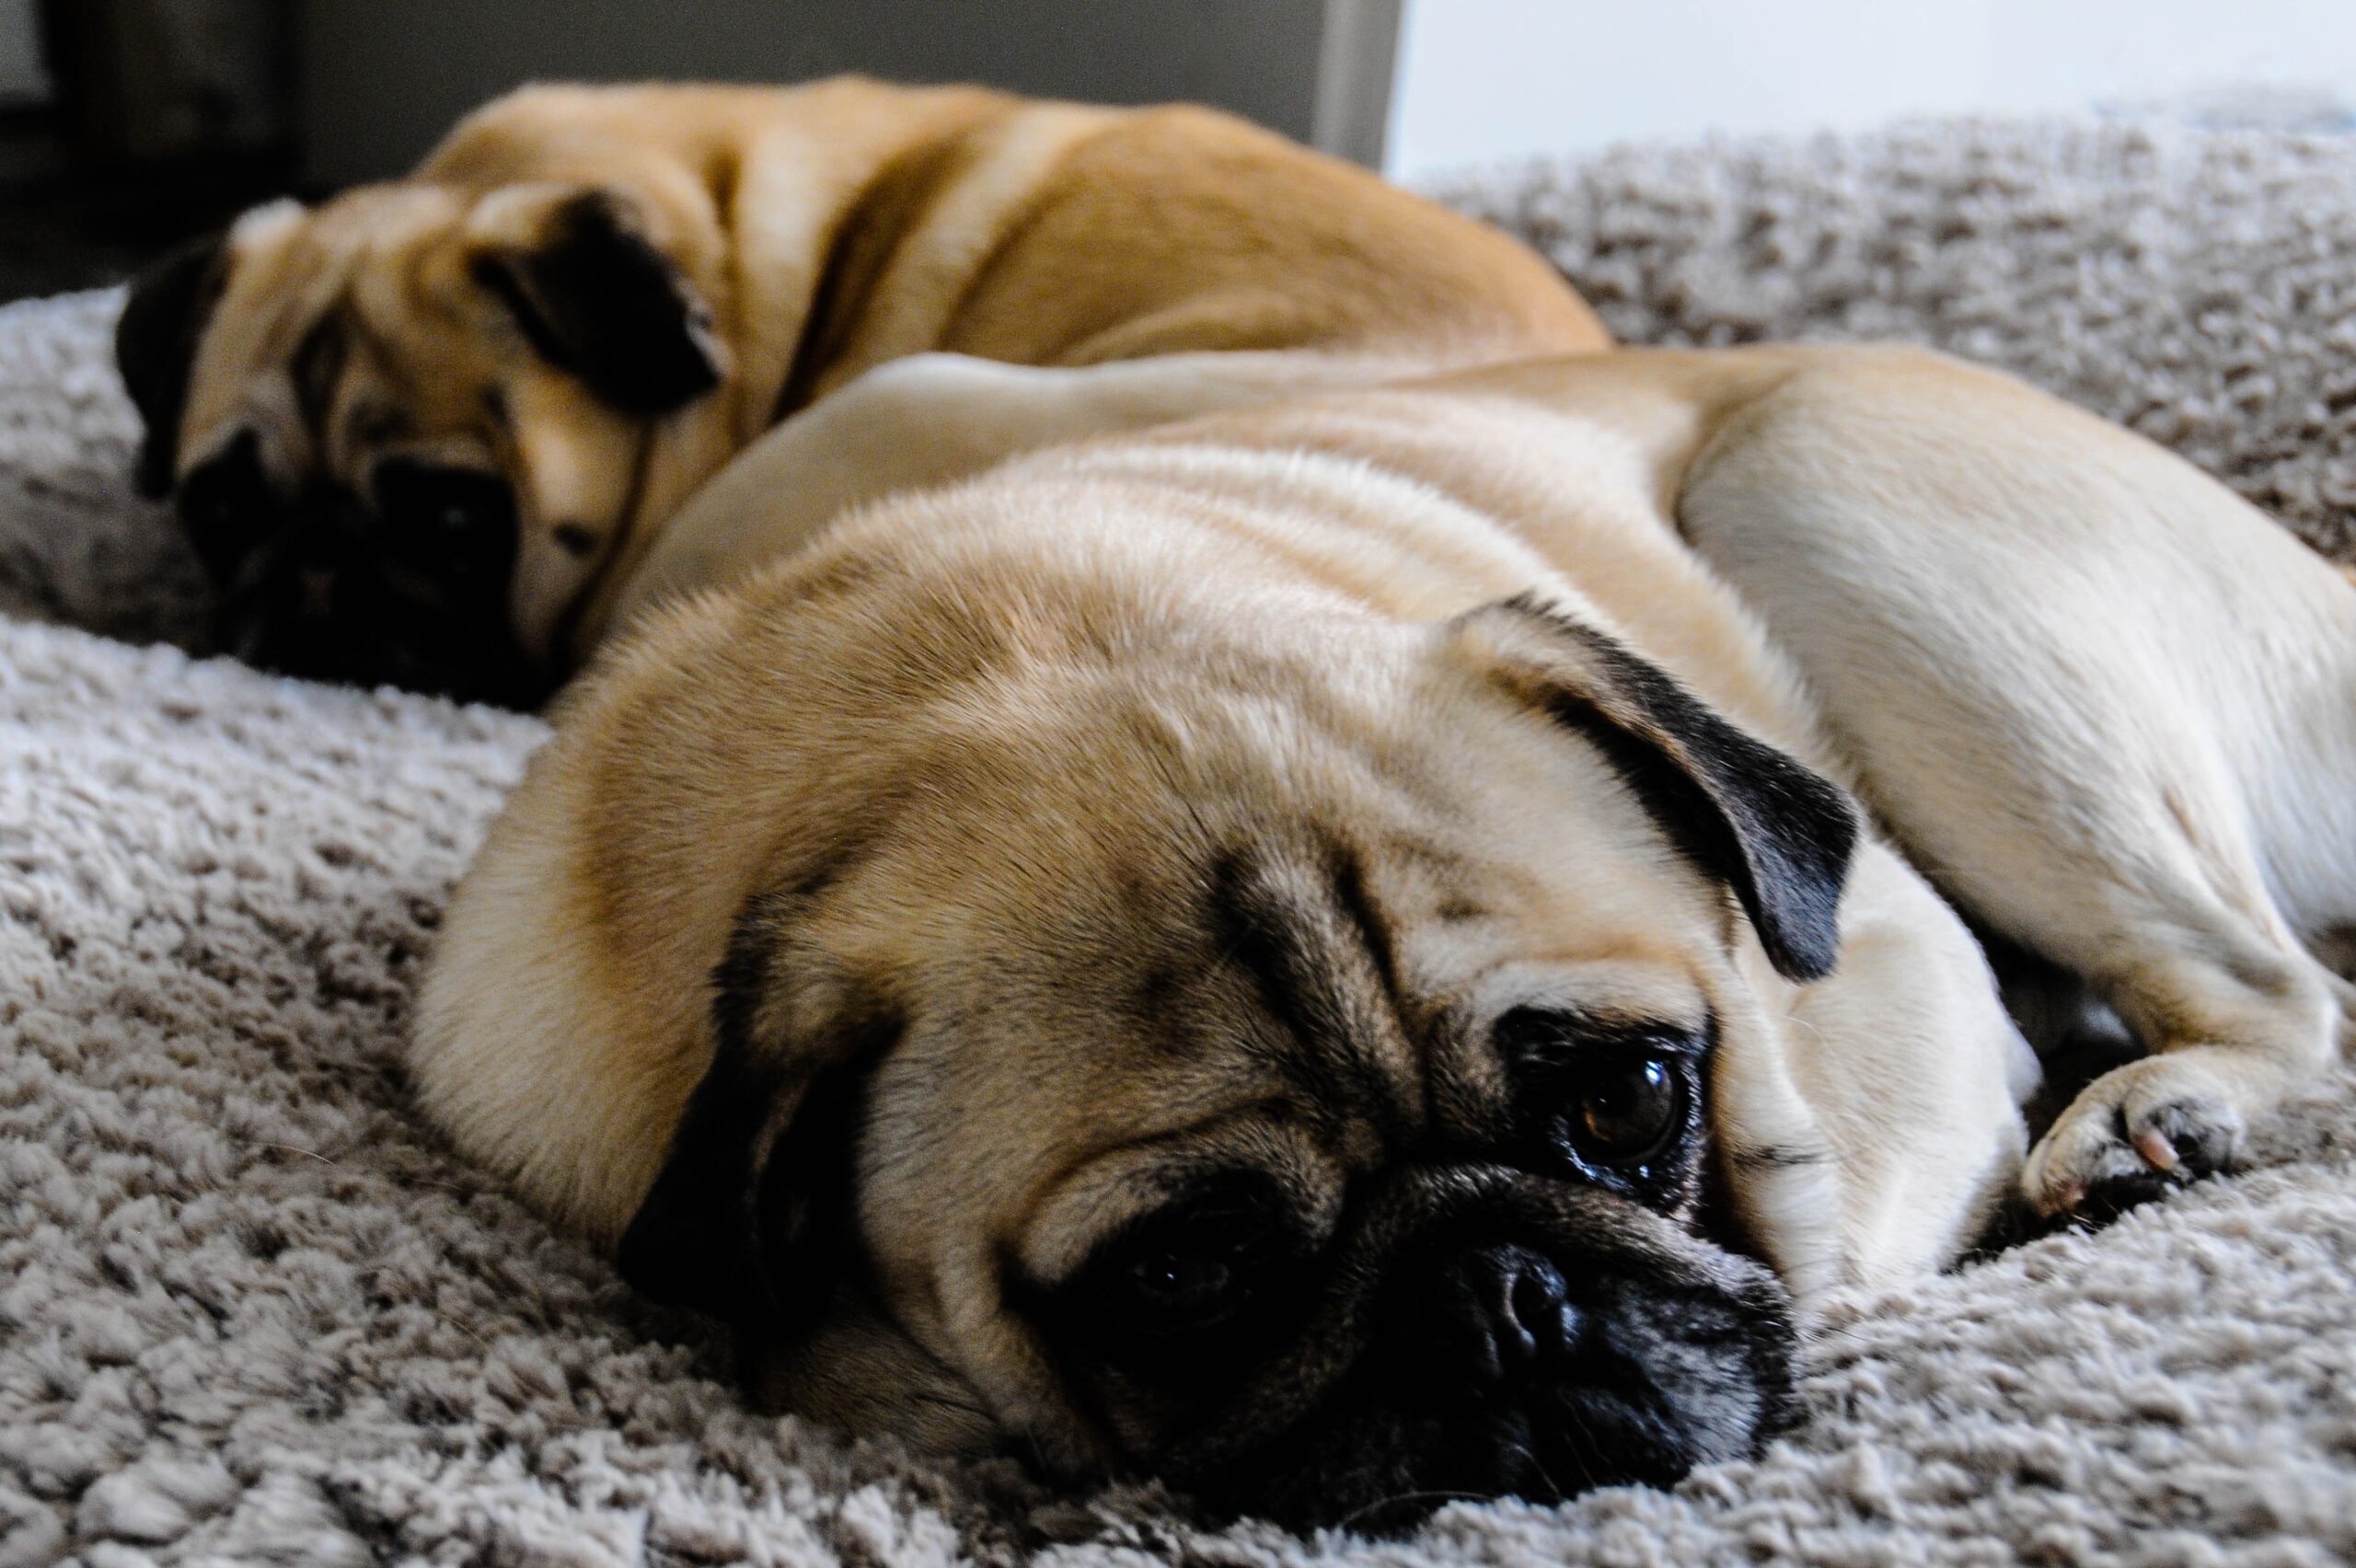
[
  {"xmin": 609, "ymin": 597, "xmax": 1850, "ymax": 1530},
  {"xmin": 113, "ymin": 183, "xmax": 727, "ymax": 704}
]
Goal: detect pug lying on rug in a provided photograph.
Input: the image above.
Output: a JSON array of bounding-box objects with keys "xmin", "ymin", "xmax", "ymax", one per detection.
[
  {"xmin": 110, "ymin": 77, "xmax": 1602, "ymax": 705},
  {"xmin": 412, "ymin": 340, "xmax": 2356, "ymax": 1528}
]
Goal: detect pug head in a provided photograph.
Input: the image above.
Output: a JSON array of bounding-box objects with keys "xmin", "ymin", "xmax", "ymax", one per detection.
[
  {"xmin": 112, "ymin": 180, "xmax": 729, "ymax": 705},
  {"xmin": 610, "ymin": 594, "xmax": 1854, "ymax": 1530}
]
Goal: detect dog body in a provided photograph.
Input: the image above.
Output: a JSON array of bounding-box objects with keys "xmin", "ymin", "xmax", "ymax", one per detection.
[
  {"xmin": 414, "ymin": 342, "xmax": 2356, "ymax": 1523},
  {"xmin": 114, "ymin": 78, "xmax": 1603, "ymax": 701}
]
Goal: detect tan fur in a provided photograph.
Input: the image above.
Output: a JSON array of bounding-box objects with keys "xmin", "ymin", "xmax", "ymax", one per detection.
[
  {"xmin": 166, "ymin": 78, "xmax": 1605, "ymax": 678},
  {"xmin": 420, "ymin": 341, "xmax": 2356, "ymax": 1480}
]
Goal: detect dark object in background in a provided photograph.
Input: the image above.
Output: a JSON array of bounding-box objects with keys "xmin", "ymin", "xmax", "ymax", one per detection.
[
  {"xmin": 44, "ymin": 0, "xmax": 293, "ymax": 161},
  {"xmin": 0, "ymin": 0, "xmax": 294, "ymax": 301},
  {"xmin": 1, "ymin": 0, "xmax": 1399, "ymax": 303},
  {"xmin": 294, "ymin": 0, "xmax": 1398, "ymax": 186}
]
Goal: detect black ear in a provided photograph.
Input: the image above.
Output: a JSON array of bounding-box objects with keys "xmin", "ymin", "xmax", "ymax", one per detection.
[
  {"xmin": 116, "ymin": 231, "xmax": 230, "ymax": 497},
  {"xmin": 618, "ymin": 891, "xmax": 886, "ymax": 1326},
  {"xmin": 473, "ymin": 190, "xmax": 722, "ymax": 418},
  {"xmin": 1457, "ymin": 594, "xmax": 1860, "ymax": 983}
]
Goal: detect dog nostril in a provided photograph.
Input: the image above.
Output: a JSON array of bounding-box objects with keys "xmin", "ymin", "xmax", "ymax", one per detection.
[
  {"xmin": 1421, "ymin": 1244, "xmax": 1579, "ymax": 1384},
  {"xmin": 1507, "ymin": 1265, "xmax": 1551, "ymax": 1333},
  {"xmin": 1496, "ymin": 1250, "xmax": 1572, "ymax": 1366},
  {"xmin": 297, "ymin": 567, "xmax": 336, "ymax": 621}
]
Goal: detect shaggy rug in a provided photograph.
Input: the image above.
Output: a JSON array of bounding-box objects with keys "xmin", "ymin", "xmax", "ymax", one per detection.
[{"xmin": 7, "ymin": 117, "xmax": 2356, "ymax": 1566}]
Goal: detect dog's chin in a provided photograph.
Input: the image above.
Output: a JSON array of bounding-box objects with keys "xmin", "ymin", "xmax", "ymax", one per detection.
[
  {"xmin": 1165, "ymin": 1187, "xmax": 1800, "ymax": 1534},
  {"xmin": 234, "ymin": 617, "xmax": 542, "ymax": 707},
  {"xmin": 212, "ymin": 585, "xmax": 546, "ymax": 708},
  {"xmin": 1210, "ymin": 1269, "xmax": 1796, "ymax": 1533}
]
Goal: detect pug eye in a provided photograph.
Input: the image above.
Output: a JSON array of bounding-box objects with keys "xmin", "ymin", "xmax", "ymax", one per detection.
[
  {"xmin": 1126, "ymin": 1244, "xmax": 1239, "ymax": 1319},
  {"xmin": 373, "ymin": 460, "xmax": 517, "ymax": 584},
  {"xmin": 176, "ymin": 431, "xmax": 275, "ymax": 578},
  {"xmin": 1566, "ymin": 1055, "xmax": 1682, "ymax": 1165},
  {"xmin": 1094, "ymin": 1201, "xmax": 1281, "ymax": 1335},
  {"xmin": 1496, "ymin": 1008, "xmax": 1700, "ymax": 1179},
  {"xmin": 433, "ymin": 495, "xmax": 484, "ymax": 536}
]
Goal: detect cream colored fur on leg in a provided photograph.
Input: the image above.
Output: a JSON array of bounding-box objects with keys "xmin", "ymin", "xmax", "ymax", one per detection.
[{"xmin": 1675, "ymin": 350, "xmax": 2356, "ymax": 1216}]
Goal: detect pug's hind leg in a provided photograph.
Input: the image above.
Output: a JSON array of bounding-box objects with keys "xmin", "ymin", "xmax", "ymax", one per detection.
[{"xmin": 1674, "ymin": 346, "xmax": 2356, "ymax": 1225}]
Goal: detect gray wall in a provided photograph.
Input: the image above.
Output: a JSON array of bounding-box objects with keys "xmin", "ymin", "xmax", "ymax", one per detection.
[
  {"xmin": 298, "ymin": 0, "xmax": 1397, "ymax": 188},
  {"xmin": 0, "ymin": 0, "xmax": 44, "ymax": 106}
]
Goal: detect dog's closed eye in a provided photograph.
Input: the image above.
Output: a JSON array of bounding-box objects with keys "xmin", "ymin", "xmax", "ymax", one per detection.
[{"xmin": 1034, "ymin": 1176, "xmax": 1315, "ymax": 1363}]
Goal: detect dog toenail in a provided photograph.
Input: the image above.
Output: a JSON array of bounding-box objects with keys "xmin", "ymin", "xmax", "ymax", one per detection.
[{"xmin": 2133, "ymin": 1125, "xmax": 2179, "ymax": 1171}]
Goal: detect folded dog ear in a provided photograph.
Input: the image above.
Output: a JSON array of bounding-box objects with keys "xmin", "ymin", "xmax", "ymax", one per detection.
[
  {"xmin": 471, "ymin": 188, "xmax": 723, "ymax": 418},
  {"xmin": 618, "ymin": 888, "xmax": 889, "ymax": 1326},
  {"xmin": 1454, "ymin": 594, "xmax": 1860, "ymax": 983},
  {"xmin": 116, "ymin": 230, "xmax": 230, "ymax": 497}
]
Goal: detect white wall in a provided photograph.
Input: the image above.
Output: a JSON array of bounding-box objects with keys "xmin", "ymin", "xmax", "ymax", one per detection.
[{"xmin": 1387, "ymin": 0, "xmax": 2356, "ymax": 179}]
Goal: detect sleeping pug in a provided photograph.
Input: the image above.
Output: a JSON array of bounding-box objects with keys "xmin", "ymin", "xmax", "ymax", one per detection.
[
  {"xmin": 110, "ymin": 77, "xmax": 1603, "ymax": 704},
  {"xmin": 412, "ymin": 341, "xmax": 2356, "ymax": 1527}
]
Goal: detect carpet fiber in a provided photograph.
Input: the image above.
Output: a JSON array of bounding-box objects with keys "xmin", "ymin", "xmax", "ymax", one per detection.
[{"xmin": 7, "ymin": 118, "xmax": 2356, "ymax": 1566}]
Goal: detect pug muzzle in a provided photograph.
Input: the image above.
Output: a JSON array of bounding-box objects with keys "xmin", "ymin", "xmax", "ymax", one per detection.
[
  {"xmin": 176, "ymin": 432, "xmax": 549, "ymax": 706},
  {"xmin": 1034, "ymin": 1167, "xmax": 1795, "ymax": 1532}
]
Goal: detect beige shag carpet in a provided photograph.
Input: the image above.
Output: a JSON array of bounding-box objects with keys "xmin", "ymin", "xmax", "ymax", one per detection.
[{"xmin": 8, "ymin": 118, "xmax": 2356, "ymax": 1566}]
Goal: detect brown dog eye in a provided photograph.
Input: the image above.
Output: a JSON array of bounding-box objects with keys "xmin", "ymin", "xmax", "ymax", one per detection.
[
  {"xmin": 1570, "ymin": 1057, "xmax": 1680, "ymax": 1164},
  {"xmin": 1126, "ymin": 1247, "xmax": 1238, "ymax": 1317},
  {"xmin": 1494, "ymin": 1009, "xmax": 1699, "ymax": 1182}
]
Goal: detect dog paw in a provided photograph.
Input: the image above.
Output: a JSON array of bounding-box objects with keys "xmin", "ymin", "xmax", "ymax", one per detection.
[{"xmin": 2020, "ymin": 1055, "xmax": 2242, "ymax": 1224}]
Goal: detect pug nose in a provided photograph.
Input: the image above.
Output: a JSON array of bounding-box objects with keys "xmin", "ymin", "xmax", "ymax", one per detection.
[
  {"xmin": 290, "ymin": 488, "xmax": 370, "ymax": 547},
  {"xmin": 1437, "ymin": 1244, "xmax": 1579, "ymax": 1382},
  {"xmin": 296, "ymin": 566, "xmax": 336, "ymax": 621}
]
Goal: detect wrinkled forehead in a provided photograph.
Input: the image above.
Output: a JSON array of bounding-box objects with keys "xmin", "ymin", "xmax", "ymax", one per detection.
[
  {"xmin": 855, "ymin": 641, "xmax": 1729, "ymax": 1010},
  {"xmin": 848, "ymin": 669, "xmax": 1728, "ymax": 1231},
  {"xmin": 177, "ymin": 187, "xmax": 470, "ymax": 475}
]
